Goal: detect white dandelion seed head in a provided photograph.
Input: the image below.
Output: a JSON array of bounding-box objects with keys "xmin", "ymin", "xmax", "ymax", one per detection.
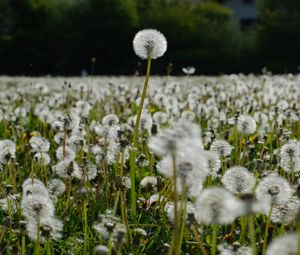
[
  {"xmin": 218, "ymin": 244, "xmax": 253, "ymax": 255},
  {"xmin": 26, "ymin": 217, "xmax": 63, "ymax": 243},
  {"xmin": 271, "ymin": 196, "xmax": 300, "ymax": 224},
  {"xmin": 237, "ymin": 115, "xmax": 257, "ymax": 135},
  {"xmin": 56, "ymin": 146, "xmax": 75, "ymax": 163},
  {"xmin": 266, "ymin": 233, "xmax": 297, "ymax": 255},
  {"xmin": 21, "ymin": 193, "xmax": 54, "ymax": 221},
  {"xmin": 0, "ymin": 139, "xmax": 16, "ymax": 164},
  {"xmin": 280, "ymin": 140, "xmax": 300, "ymax": 173},
  {"xmin": 255, "ymin": 173, "xmax": 293, "ymax": 207},
  {"xmin": 47, "ymin": 178, "xmax": 66, "ymax": 198},
  {"xmin": 210, "ymin": 139, "xmax": 233, "ymax": 157},
  {"xmin": 221, "ymin": 166, "xmax": 256, "ymax": 194},
  {"xmin": 29, "ymin": 136, "xmax": 50, "ymax": 153},
  {"xmin": 195, "ymin": 187, "xmax": 244, "ymax": 225},
  {"xmin": 34, "ymin": 152, "xmax": 51, "ymax": 166},
  {"xmin": 22, "ymin": 178, "xmax": 49, "ymax": 197},
  {"xmin": 204, "ymin": 150, "xmax": 221, "ymax": 179},
  {"xmin": 73, "ymin": 163, "xmax": 97, "ymax": 181},
  {"xmin": 140, "ymin": 176, "xmax": 157, "ymax": 190},
  {"xmin": 133, "ymin": 29, "xmax": 167, "ymax": 60},
  {"xmin": 102, "ymin": 114, "xmax": 119, "ymax": 126},
  {"xmin": 53, "ymin": 160, "xmax": 79, "ymax": 179}
]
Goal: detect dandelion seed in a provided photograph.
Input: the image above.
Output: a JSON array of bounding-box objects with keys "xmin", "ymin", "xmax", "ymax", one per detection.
[
  {"xmin": 221, "ymin": 166, "xmax": 256, "ymax": 194},
  {"xmin": 266, "ymin": 233, "xmax": 297, "ymax": 255},
  {"xmin": 133, "ymin": 29, "xmax": 167, "ymax": 60},
  {"xmin": 237, "ymin": 115, "xmax": 257, "ymax": 135},
  {"xmin": 195, "ymin": 187, "xmax": 244, "ymax": 225},
  {"xmin": 270, "ymin": 196, "xmax": 300, "ymax": 224},
  {"xmin": 210, "ymin": 139, "xmax": 233, "ymax": 157},
  {"xmin": 29, "ymin": 136, "xmax": 50, "ymax": 152},
  {"xmin": 255, "ymin": 173, "xmax": 293, "ymax": 208},
  {"xmin": 26, "ymin": 217, "xmax": 63, "ymax": 243},
  {"xmin": 47, "ymin": 178, "xmax": 66, "ymax": 198},
  {"xmin": 56, "ymin": 146, "xmax": 75, "ymax": 163},
  {"xmin": 0, "ymin": 139, "xmax": 16, "ymax": 164},
  {"xmin": 280, "ymin": 140, "xmax": 300, "ymax": 173}
]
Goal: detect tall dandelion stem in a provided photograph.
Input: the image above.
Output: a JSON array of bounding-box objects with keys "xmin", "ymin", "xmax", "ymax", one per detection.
[
  {"xmin": 212, "ymin": 224, "xmax": 218, "ymax": 255},
  {"xmin": 133, "ymin": 56, "xmax": 152, "ymax": 147},
  {"xmin": 169, "ymin": 155, "xmax": 179, "ymax": 255},
  {"xmin": 262, "ymin": 206, "xmax": 273, "ymax": 255},
  {"xmin": 83, "ymin": 198, "xmax": 88, "ymax": 255},
  {"xmin": 248, "ymin": 214, "xmax": 256, "ymax": 255},
  {"xmin": 130, "ymin": 56, "xmax": 151, "ymax": 219}
]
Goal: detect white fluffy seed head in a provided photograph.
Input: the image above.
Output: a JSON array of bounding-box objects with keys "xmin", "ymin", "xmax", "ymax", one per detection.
[{"xmin": 133, "ymin": 29, "xmax": 167, "ymax": 60}]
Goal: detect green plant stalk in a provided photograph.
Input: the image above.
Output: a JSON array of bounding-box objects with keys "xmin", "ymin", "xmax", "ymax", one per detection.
[
  {"xmin": 130, "ymin": 57, "xmax": 152, "ymax": 219},
  {"xmin": 46, "ymin": 238, "xmax": 51, "ymax": 255},
  {"xmin": 239, "ymin": 216, "xmax": 246, "ymax": 244},
  {"xmin": 297, "ymin": 220, "xmax": 300, "ymax": 255},
  {"xmin": 191, "ymin": 225, "xmax": 208, "ymax": 255},
  {"xmin": 262, "ymin": 206, "xmax": 273, "ymax": 255},
  {"xmin": 211, "ymin": 224, "xmax": 218, "ymax": 255},
  {"xmin": 133, "ymin": 56, "xmax": 152, "ymax": 147},
  {"xmin": 22, "ymin": 233, "xmax": 26, "ymax": 255},
  {"xmin": 83, "ymin": 198, "xmax": 88, "ymax": 255},
  {"xmin": 177, "ymin": 183, "xmax": 187, "ymax": 255},
  {"xmin": 234, "ymin": 127, "xmax": 239, "ymax": 165},
  {"xmin": 248, "ymin": 214, "xmax": 256, "ymax": 255},
  {"xmin": 34, "ymin": 220, "xmax": 40, "ymax": 255},
  {"xmin": 7, "ymin": 197, "xmax": 13, "ymax": 243},
  {"xmin": 169, "ymin": 155, "xmax": 179, "ymax": 255}
]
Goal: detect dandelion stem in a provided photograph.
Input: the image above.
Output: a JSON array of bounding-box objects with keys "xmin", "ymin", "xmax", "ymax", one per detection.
[
  {"xmin": 169, "ymin": 155, "xmax": 179, "ymax": 255},
  {"xmin": 83, "ymin": 198, "xmax": 88, "ymax": 255},
  {"xmin": 133, "ymin": 56, "xmax": 152, "ymax": 147},
  {"xmin": 248, "ymin": 214, "xmax": 256, "ymax": 255},
  {"xmin": 22, "ymin": 233, "xmax": 26, "ymax": 255},
  {"xmin": 191, "ymin": 225, "xmax": 208, "ymax": 255},
  {"xmin": 130, "ymin": 56, "xmax": 151, "ymax": 220},
  {"xmin": 177, "ymin": 183, "xmax": 187, "ymax": 255},
  {"xmin": 211, "ymin": 224, "xmax": 218, "ymax": 255},
  {"xmin": 34, "ymin": 219, "xmax": 40, "ymax": 255},
  {"xmin": 262, "ymin": 206, "xmax": 273, "ymax": 255}
]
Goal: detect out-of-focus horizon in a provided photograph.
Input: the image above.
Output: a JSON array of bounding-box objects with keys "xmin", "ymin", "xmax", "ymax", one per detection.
[{"xmin": 0, "ymin": 0, "xmax": 299, "ymax": 76}]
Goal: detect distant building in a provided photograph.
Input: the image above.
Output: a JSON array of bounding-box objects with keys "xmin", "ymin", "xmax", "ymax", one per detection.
[{"xmin": 224, "ymin": 0, "xmax": 257, "ymax": 29}]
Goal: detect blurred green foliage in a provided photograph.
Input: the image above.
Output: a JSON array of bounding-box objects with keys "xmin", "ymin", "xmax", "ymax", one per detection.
[{"xmin": 0, "ymin": 0, "xmax": 298, "ymax": 75}]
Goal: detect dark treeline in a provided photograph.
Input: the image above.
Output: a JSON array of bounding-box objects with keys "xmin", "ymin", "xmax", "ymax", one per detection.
[{"xmin": 0, "ymin": 0, "xmax": 299, "ymax": 76}]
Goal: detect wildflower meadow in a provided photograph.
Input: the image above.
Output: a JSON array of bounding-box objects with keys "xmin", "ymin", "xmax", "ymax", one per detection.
[{"xmin": 0, "ymin": 29, "xmax": 300, "ymax": 255}]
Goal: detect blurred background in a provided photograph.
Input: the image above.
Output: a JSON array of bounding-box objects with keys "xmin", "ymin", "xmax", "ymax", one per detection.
[{"xmin": 0, "ymin": 0, "xmax": 299, "ymax": 76}]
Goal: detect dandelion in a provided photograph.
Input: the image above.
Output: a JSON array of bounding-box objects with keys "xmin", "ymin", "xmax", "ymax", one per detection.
[
  {"xmin": 133, "ymin": 29, "xmax": 167, "ymax": 60},
  {"xmin": 140, "ymin": 176, "xmax": 157, "ymax": 191},
  {"xmin": 47, "ymin": 178, "xmax": 66, "ymax": 199},
  {"xmin": 56, "ymin": 146, "xmax": 75, "ymax": 163},
  {"xmin": 266, "ymin": 233, "xmax": 297, "ymax": 255},
  {"xmin": 0, "ymin": 139, "xmax": 16, "ymax": 164},
  {"xmin": 102, "ymin": 114, "xmax": 119, "ymax": 126},
  {"xmin": 204, "ymin": 150, "xmax": 221, "ymax": 179},
  {"xmin": 53, "ymin": 160, "xmax": 80, "ymax": 178},
  {"xmin": 221, "ymin": 166, "xmax": 256, "ymax": 194},
  {"xmin": 182, "ymin": 66, "xmax": 196, "ymax": 75},
  {"xmin": 210, "ymin": 139, "xmax": 233, "ymax": 157},
  {"xmin": 29, "ymin": 136, "xmax": 50, "ymax": 153},
  {"xmin": 34, "ymin": 152, "xmax": 51, "ymax": 166},
  {"xmin": 26, "ymin": 217, "xmax": 63, "ymax": 243},
  {"xmin": 280, "ymin": 140, "xmax": 300, "ymax": 173},
  {"xmin": 270, "ymin": 196, "xmax": 300, "ymax": 224},
  {"xmin": 237, "ymin": 115, "xmax": 257, "ymax": 135},
  {"xmin": 21, "ymin": 193, "xmax": 54, "ymax": 221},
  {"xmin": 195, "ymin": 187, "xmax": 244, "ymax": 225},
  {"xmin": 255, "ymin": 173, "xmax": 293, "ymax": 207}
]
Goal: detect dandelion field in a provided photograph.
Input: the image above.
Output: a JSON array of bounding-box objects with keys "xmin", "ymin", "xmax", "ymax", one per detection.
[{"xmin": 0, "ymin": 73, "xmax": 299, "ymax": 255}]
